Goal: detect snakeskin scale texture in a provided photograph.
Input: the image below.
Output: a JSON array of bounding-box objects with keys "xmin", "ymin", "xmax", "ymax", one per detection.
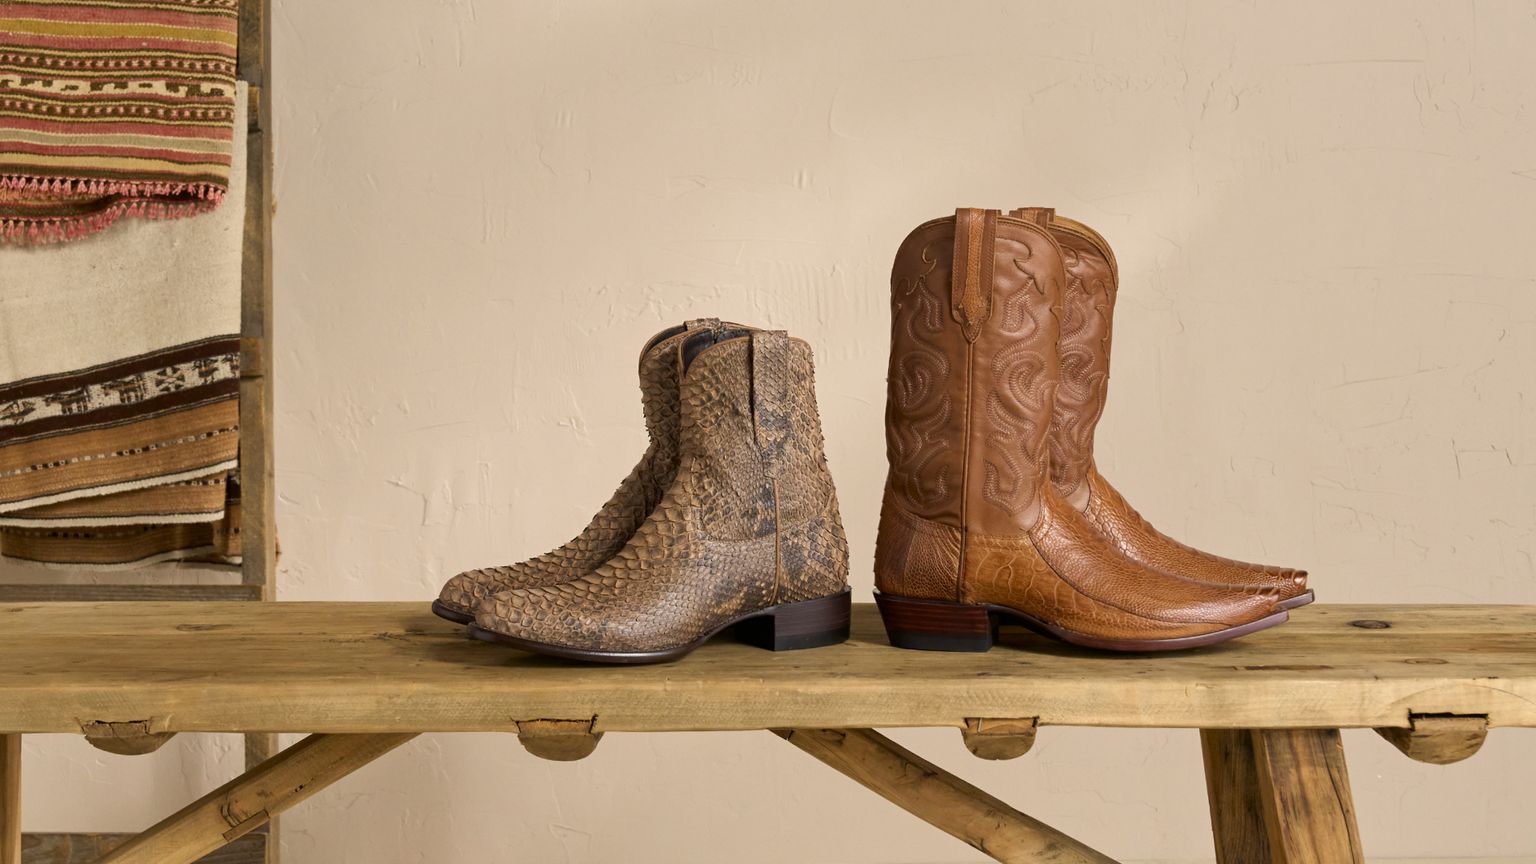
[
  {"xmin": 1040, "ymin": 214, "xmax": 1307, "ymax": 598},
  {"xmin": 475, "ymin": 334, "xmax": 849, "ymax": 653},
  {"xmin": 877, "ymin": 210, "xmax": 1281, "ymax": 642},
  {"xmin": 436, "ymin": 322, "xmax": 717, "ymax": 616}
]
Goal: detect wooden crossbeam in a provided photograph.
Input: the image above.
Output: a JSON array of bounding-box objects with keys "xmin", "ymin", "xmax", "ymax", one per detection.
[
  {"xmin": 779, "ymin": 728, "xmax": 1119, "ymax": 864},
  {"xmin": 97, "ymin": 734, "xmax": 414, "ymax": 864}
]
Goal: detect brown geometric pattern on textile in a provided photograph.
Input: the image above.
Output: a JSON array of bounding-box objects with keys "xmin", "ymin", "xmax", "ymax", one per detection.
[{"xmin": 0, "ymin": 337, "xmax": 240, "ymax": 443}]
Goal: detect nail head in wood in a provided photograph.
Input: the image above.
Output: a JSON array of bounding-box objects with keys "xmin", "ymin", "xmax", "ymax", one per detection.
[
  {"xmin": 515, "ymin": 719, "xmax": 603, "ymax": 762},
  {"xmin": 961, "ymin": 717, "xmax": 1038, "ymax": 760},
  {"xmin": 1374, "ymin": 713, "xmax": 1488, "ymax": 765}
]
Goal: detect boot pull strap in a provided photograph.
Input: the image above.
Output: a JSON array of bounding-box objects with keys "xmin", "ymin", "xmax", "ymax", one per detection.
[
  {"xmin": 951, "ymin": 208, "xmax": 998, "ymax": 343},
  {"xmin": 684, "ymin": 317, "xmax": 722, "ymax": 331},
  {"xmin": 749, "ymin": 330, "xmax": 791, "ymax": 473},
  {"xmin": 1009, "ymin": 206, "xmax": 1054, "ymax": 226}
]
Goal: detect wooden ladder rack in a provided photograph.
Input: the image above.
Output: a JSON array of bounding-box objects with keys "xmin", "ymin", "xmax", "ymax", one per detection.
[{"xmin": 0, "ymin": 0, "xmax": 277, "ymax": 860}]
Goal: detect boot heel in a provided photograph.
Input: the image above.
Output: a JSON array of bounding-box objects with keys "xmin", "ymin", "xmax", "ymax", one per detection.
[
  {"xmin": 736, "ymin": 589, "xmax": 851, "ymax": 651},
  {"xmin": 875, "ymin": 593, "xmax": 995, "ymax": 652}
]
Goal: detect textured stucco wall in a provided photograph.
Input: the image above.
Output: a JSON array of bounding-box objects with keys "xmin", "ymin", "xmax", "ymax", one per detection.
[{"xmin": 15, "ymin": 0, "xmax": 1536, "ymax": 861}]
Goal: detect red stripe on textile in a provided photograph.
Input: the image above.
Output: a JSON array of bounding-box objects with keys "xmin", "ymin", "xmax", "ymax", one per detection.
[
  {"xmin": 0, "ymin": 32, "xmax": 236, "ymax": 56},
  {"xmin": 0, "ymin": 6, "xmax": 234, "ymax": 30},
  {"xmin": 0, "ymin": 116, "xmax": 233, "ymax": 139},
  {"xmin": 0, "ymin": 138, "xmax": 229, "ymax": 164}
]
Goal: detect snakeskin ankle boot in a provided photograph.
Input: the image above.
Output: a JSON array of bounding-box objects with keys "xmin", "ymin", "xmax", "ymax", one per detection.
[
  {"xmin": 874, "ymin": 208, "xmax": 1288, "ymax": 652},
  {"xmin": 470, "ymin": 328, "xmax": 852, "ymax": 663},
  {"xmin": 432, "ymin": 318, "xmax": 733, "ymax": 624},
  {"xmin": 1011, "ymin": 207, "xmax": 1311, "ymax": 610}
]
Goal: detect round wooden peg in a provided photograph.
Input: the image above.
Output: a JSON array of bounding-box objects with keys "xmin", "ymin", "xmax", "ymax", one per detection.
[
  {"xmin": 515, "ymin": 719, "xmax": 603, "ymax": 762},
  {"xmin": 961, "ymin": 717, "xmax": 1038, "ymax": 760}
]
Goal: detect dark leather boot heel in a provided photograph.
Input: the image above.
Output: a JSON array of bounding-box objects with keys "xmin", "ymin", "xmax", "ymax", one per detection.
[
  {"xmin": 875, "ymin": 593, "xmax": 995, "ymax": 652},
  {"xmin": 736, "ymin": 588, "xmax": 852, "ymax": 651}
]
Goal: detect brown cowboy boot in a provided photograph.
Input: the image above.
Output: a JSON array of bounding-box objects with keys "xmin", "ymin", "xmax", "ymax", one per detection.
[
  {"xmin": 1012, "ymin": 207, "xmax": 1312, "ymax": 610},
  {"xmin": 471, "ymin": 328, "xmax": 852, "ymax": 663},
  {"xmin": 874, "ymin": 208, "xmax": 1288, "ymax": 652},
  {"xmin": 432, "ymin": 319, "xmax": 733, "ymax": 624}
]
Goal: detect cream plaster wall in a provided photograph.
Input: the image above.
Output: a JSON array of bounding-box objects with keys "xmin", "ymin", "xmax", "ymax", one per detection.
[{"xmin": 15, "ymin": 0, "xmax": 1536, "ymax": 861}]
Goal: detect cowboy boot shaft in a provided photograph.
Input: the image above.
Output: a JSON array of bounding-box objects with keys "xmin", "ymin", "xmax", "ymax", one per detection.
[
  {"xmin": 878, "ymin": 210, "xmax": 1066, "ymax": 599},
  {"xmin": 1024, "ymin": 212, "xmax": 1118, "ymax": 509},
  {"xmin": 681, "ymin": 330, "xmax": 848, "ymax": 604}
]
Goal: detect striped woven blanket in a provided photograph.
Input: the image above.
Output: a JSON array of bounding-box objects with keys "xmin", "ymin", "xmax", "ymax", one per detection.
[
  {"xmin": 0, "ymin": 80, "xmax": 246, "ymax": 569},
  {"xmin": 0, "ymin": 0, "xmax": 238, "ymax": 244}
]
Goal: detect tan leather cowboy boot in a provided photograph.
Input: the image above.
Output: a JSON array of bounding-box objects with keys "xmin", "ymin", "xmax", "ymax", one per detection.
[
  {"xmin": 471, "ymin": 328, "xmax": 851, "ymax": 663},
  {"xmin": 874, "ymin": 209, "xmax": 1288, "ymax": 652},
  {"xmin": 432, "ymin": 319, "xmax": 732, "ymax": 624},
  {"xmin": 1012, "ymin": 207, "xmax": 1311, "ymax": 610}
]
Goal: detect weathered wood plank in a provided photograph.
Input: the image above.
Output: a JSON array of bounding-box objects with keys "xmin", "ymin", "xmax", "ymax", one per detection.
[
  {"xmin": 235, "ymin": 0, "xmax": 267, "ymax": 86},
  {"xmin": 237, "ymin": 118, "xmax": 274, "ymax": 595},
  {"xmin": 0, "ymin": 604, "xmax": 1532, "ymax": 734},
  {"xmin": 0, "ymin": 585, "xmax": 262, "ymax": 603},
  {"xmin": 1200, "ymin": 729, "xmax": 1274, "ymax": 864},
  {"xmin": 1252, "ymin": 729, "xmax": 1365, "ymax": 864},
  {"xmin": 781, "ymin": 728, "xmax": 1119, "ymax": 863},
  {"xmin": 20, "ymin": 832, "xmax": 264, "ymax": 864},
  {"xmin": 98, "ymin": 734, "xmax": 412, "ymax": 864},
  {"xmin": 1, "ymin": 735, "xmax": 18, "ymax": 864}
]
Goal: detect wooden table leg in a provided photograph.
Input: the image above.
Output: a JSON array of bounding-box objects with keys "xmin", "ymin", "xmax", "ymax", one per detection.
[
  {"xmin": 779, "ymin": 729, "xmax": 1120, "ymax": 864},
  {"xmin": 98, "ymin": 733, "xmax": 415, "ymax": 864},
  {"xmin": 1201, "ymin": 728, "xmax": 1364, "ymax": 864},
  {"xmin": 1201, "ymin": 729, "xmax": 1275, "ymax": 863},
  {"xmin": 1, "ymin": 734, "xmax": 18, "ymax": 864}
]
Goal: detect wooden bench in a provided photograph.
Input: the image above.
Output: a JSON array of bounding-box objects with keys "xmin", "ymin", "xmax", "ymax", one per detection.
[{"xmin": 1, "ymin": 602, "xmax": 1531, "ymax": 864}]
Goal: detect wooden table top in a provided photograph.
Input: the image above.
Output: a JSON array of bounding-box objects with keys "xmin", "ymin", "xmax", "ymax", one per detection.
[{"xmin": 1, "ymin": 602, "xmax": 1532, "ymax": 734}]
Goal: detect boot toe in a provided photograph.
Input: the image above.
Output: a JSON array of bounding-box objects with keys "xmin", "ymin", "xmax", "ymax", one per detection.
[{"xmin": 436, "ymin": 569, "xmax": 496, "ymax": 617}]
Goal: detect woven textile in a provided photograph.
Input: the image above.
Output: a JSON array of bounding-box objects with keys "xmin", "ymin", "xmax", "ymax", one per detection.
[
  {"xmin": 0, "ymin": 81, "xmax": 244, "ymax": 568},
  {"xmin": 0, "ymin": 0, "xmax": 238, "ymax": 244}
]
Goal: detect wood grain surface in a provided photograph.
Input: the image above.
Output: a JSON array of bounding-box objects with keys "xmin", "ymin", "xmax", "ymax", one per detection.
[{"xmin": 0, "ymin": 603, "xmax": 1531, "ymax": 734}]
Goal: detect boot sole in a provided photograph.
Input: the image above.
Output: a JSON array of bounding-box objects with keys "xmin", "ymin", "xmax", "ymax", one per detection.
[
  {"xmin": 874, "ymin": 592, "xmax": 1289, "ymax": 653},
  {"xmin": 431, "ymin": 599, "xmax": 475, "ymax": 625},
  {"xmin": 1277, "ymin": 590, "xmax": 1315, "ymax": 611},
  {"xmin": 466, "ymin": 588, "xmax": 852, "ymax": 665}
]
